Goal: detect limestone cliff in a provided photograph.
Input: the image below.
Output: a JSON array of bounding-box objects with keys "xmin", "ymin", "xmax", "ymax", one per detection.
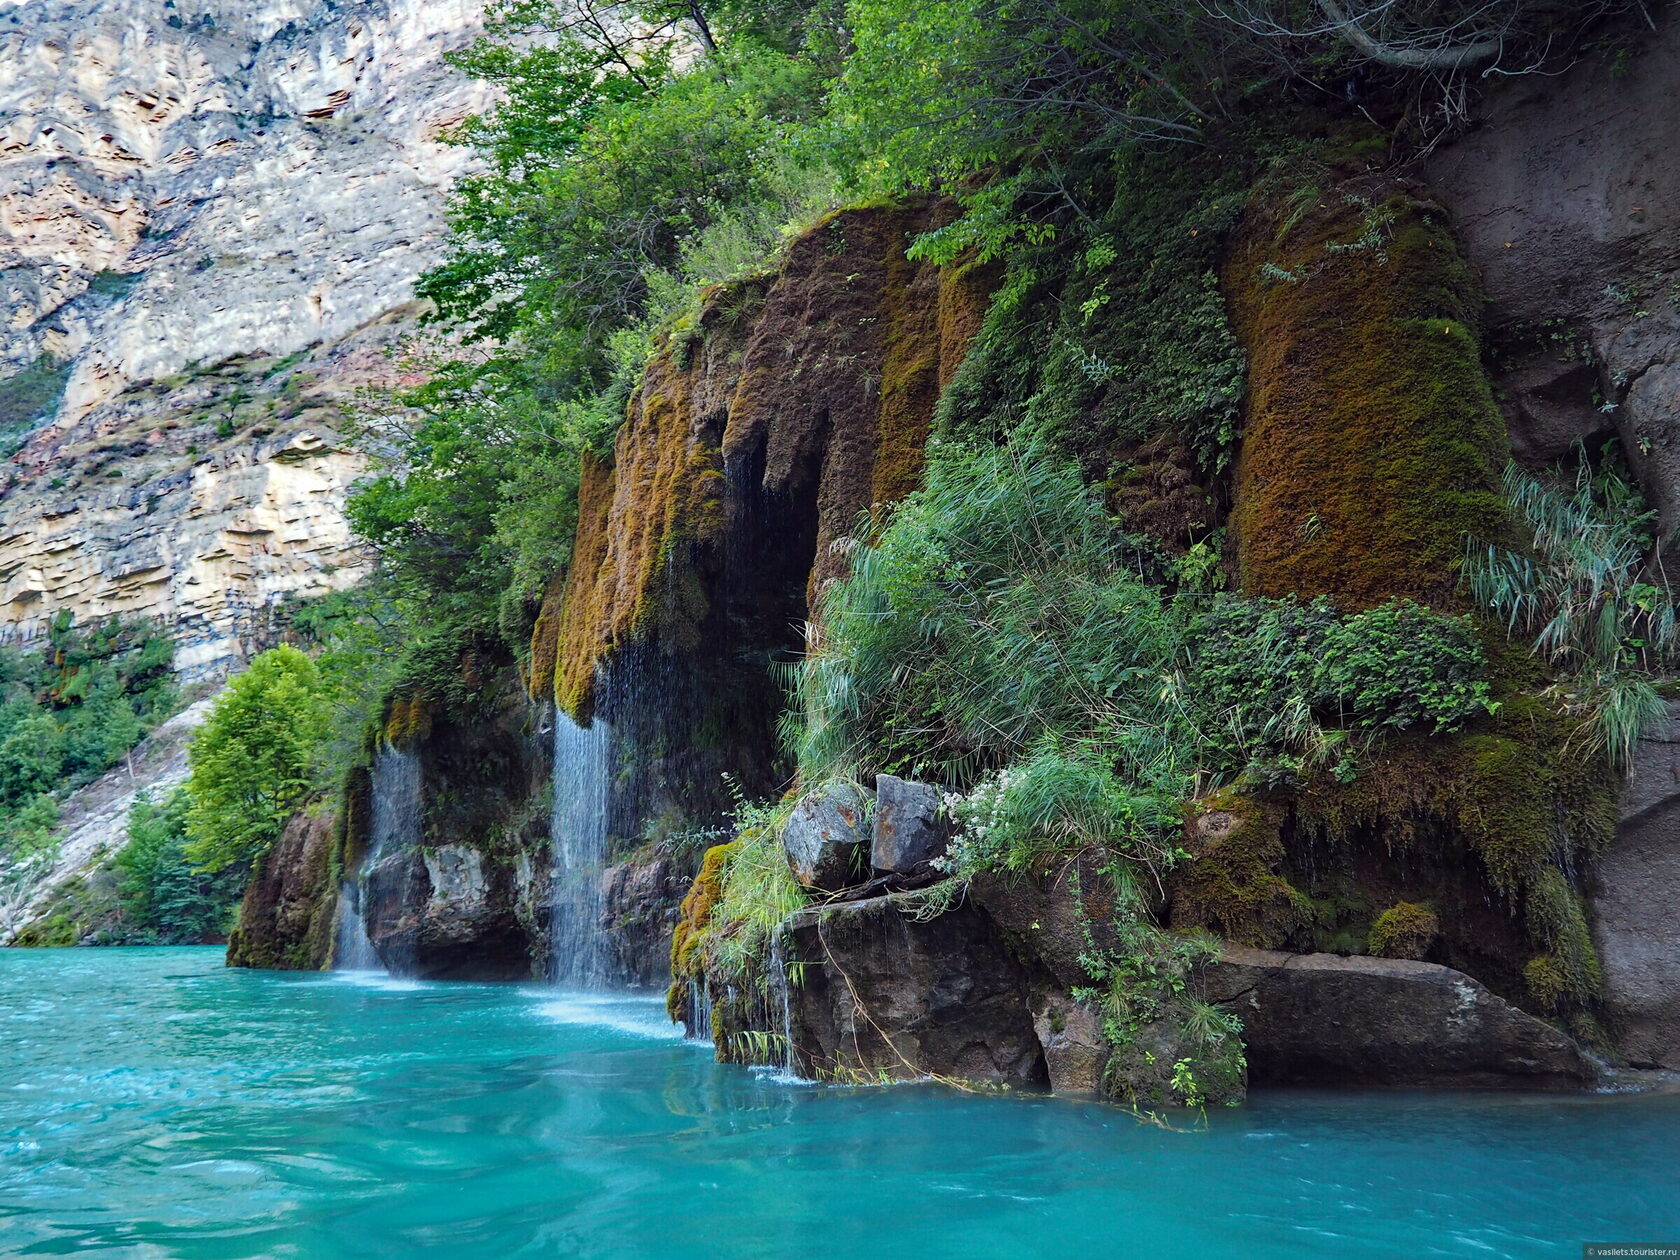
[{"xmin": 0, "ymin": 0, "xmax": 487, "ymax": 674}]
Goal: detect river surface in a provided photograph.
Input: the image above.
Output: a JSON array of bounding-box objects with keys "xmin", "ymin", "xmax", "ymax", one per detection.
[{"xmin": 1, "ymin": 948, "xmax": 1676, "ymax": 1258}]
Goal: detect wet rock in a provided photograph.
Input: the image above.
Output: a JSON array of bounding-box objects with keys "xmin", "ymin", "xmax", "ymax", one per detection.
[
  {"xmin": 1591, "ymin": 701, "xmax": 1680, "ymax": 1068},
  {"xmin": 782, "ymin": 781, "xmax": 873, "ymax": 892},
  {"xmin": 783, "ymin": 895, "xmax": 1044, "ymax": 1084},
  {"xmin": 1205, "ymin": 946, "xmax": 1595, "ymax": 1089},
  {"xmin": 227, "ymin": 808, "xmax": 336, "ymax": 970},
  {"xmin": 871, "ymin": 775, "xmax": 951, "ymax": 874},
  {"xmin": 1030, "ymin": 991, "xmax": 1110, "ymax": 1094},
  {"xmin": 969, "ymin": 846, "xmax": 1125, "ymax": 989},
  {"xmin": 601, "ymin": 854, "xmax": 696, "ymax": 989}
]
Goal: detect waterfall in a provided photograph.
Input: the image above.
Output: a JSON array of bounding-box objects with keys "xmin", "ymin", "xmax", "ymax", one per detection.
[
  {"xmin": 333, "ymin": 745, "xmax": 422, "ymax": 972},
  {"xmin": 767, "ymin": 927, "xmax": 801, "ymax": 1081},
  {"xmin": 549, "ymin": 710, "xmax": 612, "ymax": 987},
  {"xmin": 333, "ymin": 887, "xmax": 379, "ymax": 970},
  {"xmin": 685, "ymin": 980, "xmax": 713, "ymax": 1043}
]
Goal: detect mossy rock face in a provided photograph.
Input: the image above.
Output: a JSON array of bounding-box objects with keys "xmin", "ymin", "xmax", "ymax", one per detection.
[
  {"xmin": 669, "ymin": 840, "xmax": 735, "ymax": 986},
  {"xmin": 1170, "ymin": 789, "xmax": 1310, "ymax": 949},
  {"xmin": 551, "ymin": 202, "xmax": 992, "ymax": 722},
  {"xmin": 1225, "ymin": 174, "xmax": 1509, "ymax": 609},
  {"xmin": 1290, "ymin": 713, "xmax": 1613, "ymax": 1011}
]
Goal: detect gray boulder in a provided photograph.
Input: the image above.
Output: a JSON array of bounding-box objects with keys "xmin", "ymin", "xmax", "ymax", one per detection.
[
  {"xmin": 872, "ymin": 775, "xmax": 951, "ymax": 873},
  {"xmin": 1591, "ymin": 701, "xmax": 1680, "ymax": 1068},
  {"xmin": 1205, "ymin": 946, "xmax": 1595, "ymax": 1089},
  {"xmin": 782, "ymin": 780, "xmax": 872, "ymax": 892},
  {"xmin": 1030, "ymin": 990, "xmax": 1110, "ymax": 1094}
]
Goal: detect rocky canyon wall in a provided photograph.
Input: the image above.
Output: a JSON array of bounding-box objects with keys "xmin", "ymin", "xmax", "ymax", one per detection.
[{"xmin": 0, "ymin": 0, "xmax": 487, "ymax": 674}]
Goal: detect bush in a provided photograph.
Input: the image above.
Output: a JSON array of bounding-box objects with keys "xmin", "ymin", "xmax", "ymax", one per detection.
[{"xmin": 789, "ymin": 442, "xmax": 1183, "ymax": 788}]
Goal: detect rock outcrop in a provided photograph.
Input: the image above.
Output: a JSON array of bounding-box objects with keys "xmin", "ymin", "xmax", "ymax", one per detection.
[
  {"xmin": 226, "ymin": 806, "xmax": 337, "ymax": 970},
  {"xmin": 1426, "ymin": 19, "xmax": 1680, "ymax": 550},
  {"xmin": 1204, "ymin": 946, "xmax": 1596, "ymax": 1089},
  {"xmin": 0, "ymin": 0, "xmax": 488, "ymax": 675},
  {"xmin": 1591, "ymin": 702, "xmax": 1680, "ymax": 1069},
  {"xmin": 783, "ymin": 894, "xmax": 1045, "ymax": 1085}
]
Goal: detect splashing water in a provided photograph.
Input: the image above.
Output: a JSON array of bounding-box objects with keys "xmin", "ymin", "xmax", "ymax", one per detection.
[
  {"xmin": 550, "ymin": 710, "xmax": 612, "ymax": 986},
  {"xmin": 333, "ymin": 745, "xmax": 422, "ymax": 971}
]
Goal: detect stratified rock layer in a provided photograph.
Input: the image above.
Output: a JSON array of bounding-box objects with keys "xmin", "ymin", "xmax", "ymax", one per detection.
[{"xmin": 0, "ymin": 0, "xmax": 487, "ymax": 674}]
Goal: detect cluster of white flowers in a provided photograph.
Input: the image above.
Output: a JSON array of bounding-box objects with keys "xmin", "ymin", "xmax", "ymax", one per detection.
[{"xmin": 934, "ymin": 767, "xmax": 1017, "ymax": 877}]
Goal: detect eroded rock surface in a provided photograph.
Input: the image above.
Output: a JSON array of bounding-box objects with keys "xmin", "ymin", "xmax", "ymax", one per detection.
[
  {"xmin": 1592, "ymin": 702, "xmax": 1680, "ymax": 1068},
  {"xmin": 0, "ymin": 0, "xmax": 488, "ymax": 674},
  {"xmin": 1205, "ymin": 945, "xmax": 1595, "ymax": 1089},
  {"xmin": 783, "ymin": 894, "xmax": 1045, "ymax": 1084}
]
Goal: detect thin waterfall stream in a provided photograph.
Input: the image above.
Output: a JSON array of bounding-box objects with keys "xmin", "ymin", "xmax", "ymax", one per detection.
[
  {"xmin": 333, "ymin": 744, "xmax": 422, "ymax": 971},
  {"xmin": 549, "ymin": 709, "xmax": 612, "ymax": 986}
]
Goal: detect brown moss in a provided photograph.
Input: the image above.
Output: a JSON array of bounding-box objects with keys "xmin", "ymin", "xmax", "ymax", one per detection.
[
  {"xmin": 1107, "ymin": 432, "xmax": 1222, "ymax": 557},
  {"xmin": 553, "ymin": 204, "xmax": 996, "ymax": 715},
  {"xmin": 1171, "ymin": 788, "xmax": 1310, "ymax": 948},
  {"xmin": 1368, "ymin": 901, "xmax": 1439, "ymax": 959},
  {"xmin": 1225, "ymin": 177, "xmax": 1509, "ymax": 608},
  {"xmin": 553, "ymin": 452, "xmax": 619, "ymax": 720},
  {"xmin": 526, "ymin": 573, "xmax": 566, "ymax": 701}
]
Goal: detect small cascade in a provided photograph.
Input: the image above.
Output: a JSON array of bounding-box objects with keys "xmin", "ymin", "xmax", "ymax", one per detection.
[
  {"xmin": 686, "ymin": 980, "xmax": 713, "ymax": 1043},
  {"xmin": 333, "ymin": 745, "xmax": 423, "ymax": 972},
  {"xmin": 549, "ymin": 709, "xmax": 612, "ymax": 986},
  {"xmin": 332, "ymin": 885, "xmax": 379, "ymax": 970},
  {"xmin": 766, "ymin": 927, "xmax": 803, "ymax": 1082}
]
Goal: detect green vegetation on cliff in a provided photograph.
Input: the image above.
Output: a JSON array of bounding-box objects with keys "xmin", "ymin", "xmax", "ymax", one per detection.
[
  {"xmin": 0, "ymin": 615, "xmax": 177, "ymax": 897},
  {"xmin": 311, "ymin": 0, "xmax": 1659, "ymax": 1078}
]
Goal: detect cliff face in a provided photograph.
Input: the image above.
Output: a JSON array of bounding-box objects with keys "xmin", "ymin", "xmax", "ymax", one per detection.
[{"xmin": 0, "ymin": 0, "xmax": 486, "ymax": 673}]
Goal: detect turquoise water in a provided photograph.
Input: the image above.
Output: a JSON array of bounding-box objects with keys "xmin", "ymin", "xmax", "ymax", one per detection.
[{"xmin": 1, "ymin": 949, "xmax": 1675, "ymax": 1259}]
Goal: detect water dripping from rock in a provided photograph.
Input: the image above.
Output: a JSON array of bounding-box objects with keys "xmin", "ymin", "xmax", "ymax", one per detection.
[
  {"xmin": 333, "ymin": 744, "xmax": 422, "ymax": 972},
  {"xmin": 550, "ymin": 709, "xmax": 611, "ymax": 987}
]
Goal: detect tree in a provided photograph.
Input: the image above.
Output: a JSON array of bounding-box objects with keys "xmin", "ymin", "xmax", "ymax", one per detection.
[
  {"xmin": 183, "ymin": 647, "xmax": 331, "ymax": 874},
  {"xmin": 117, "ymin": 788, "xmax": 240, "ymax": 942}
]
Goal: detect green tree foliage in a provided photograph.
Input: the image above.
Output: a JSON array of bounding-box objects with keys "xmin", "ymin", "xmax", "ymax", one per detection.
[
  {"xmin": 183, "ymin": 647, "xmax": 331, "ymax": 874},
  {"xmin": 115, "ymin": 789, "xmax": 242, "ymax": 943}
]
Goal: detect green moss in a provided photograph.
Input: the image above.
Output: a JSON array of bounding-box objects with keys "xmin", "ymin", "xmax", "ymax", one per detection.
[
  {"xmin": 1170, "ymin": 789, "xmax": 1311, "ymax": 948},
  {"xmin": 669, "ymin": 840, "xmax": 737, "ymax": 981},
  {"xmin": 1368, "ymin": 901, "xmax": 1439, "ymax": 959},
  {"xmin": 1292, "ymin": 697, "xmax": 1615, "ymax": 1007}
]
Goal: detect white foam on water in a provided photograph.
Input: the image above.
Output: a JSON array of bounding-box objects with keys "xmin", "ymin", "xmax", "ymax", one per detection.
[{"xmin": 533, "ymin": 992, "xmax": 686, "ymax": 1042}]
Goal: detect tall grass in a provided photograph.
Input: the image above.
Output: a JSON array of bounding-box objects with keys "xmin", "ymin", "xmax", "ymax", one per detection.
[
  {"xmin": 1466, "ymin": 457, "xmax": 1677, "ymax": 767},
  {"xmin": 786, "ymin": 442, "xmax": 1188, "ymax": 790}
]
